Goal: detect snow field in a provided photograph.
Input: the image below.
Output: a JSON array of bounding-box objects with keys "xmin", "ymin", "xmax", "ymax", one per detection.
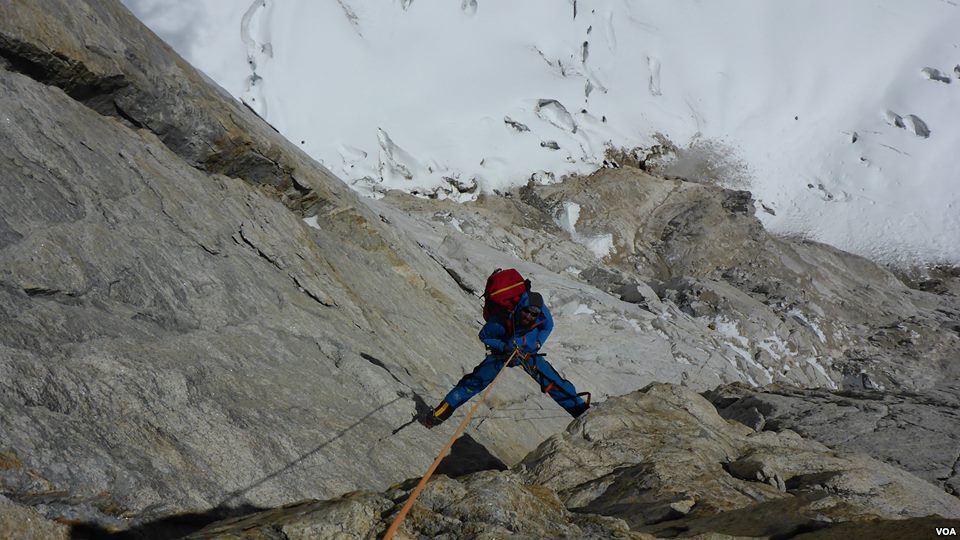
[{"xmin": 125, "ymin": 0, "xmax": 960, "ymax": 266}]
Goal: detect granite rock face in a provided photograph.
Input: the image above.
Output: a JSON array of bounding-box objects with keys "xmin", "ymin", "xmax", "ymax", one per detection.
[
  {"xmin": 0, "ymin": 0, "xmax": 513, "ymax": 529},
  {"xmin": 707, "ymin": 382, "xmax": 960, "ymax": 496},
  {"xmin": 188, "ymin": 474, "xmax": 651, "ymax": 540},
  {"xmin": 2, "ymin": 0, "xmax": 959, "ymax": 536},
  {"xmin": 520, "ymin": 384, "xmax": 960, "ymax": 536},
  {"xmin": 534, "ymin": 168, "xmax": 960, "ymax": 392},
  {"xmin": 385, "ymin": 167, "xmax": 960, "ymax": 394},
  {"xmin": 189, "ymin": 384, "xmax": 960, "ymax": 539},
  {"xmin": 0, "ymin": 495, "xmax": 68, "ymax": 540}
]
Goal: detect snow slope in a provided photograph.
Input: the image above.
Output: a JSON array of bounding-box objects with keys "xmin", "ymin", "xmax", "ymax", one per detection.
[{"xmin": 123, "ymin": 0, "xmax": 960, "ymax": 267}]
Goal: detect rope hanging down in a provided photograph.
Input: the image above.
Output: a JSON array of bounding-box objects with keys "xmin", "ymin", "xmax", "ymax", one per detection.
[{"xmin": 382, "ymin": 349, "xmax": 520, "ymax": 540}]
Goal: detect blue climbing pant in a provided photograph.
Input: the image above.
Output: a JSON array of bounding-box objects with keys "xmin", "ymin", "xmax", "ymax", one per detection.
[{"xmin": 443, "ymin": 353, "xmax": 587, "ymax": 417}]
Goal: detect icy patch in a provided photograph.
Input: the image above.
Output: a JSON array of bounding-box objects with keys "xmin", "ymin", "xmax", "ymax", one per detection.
[
  {"xmin": 883, "ymin": 110, "xmax": 906, "ymax": 129},
  {"xmin": 377, "ymin": 128, "xmax": 420, "ymax": 182},
  {"xmin": 756, "ymin": 335, "xmax": 794, "ymax": 360},
  {"xmin": 338, "ymin": 144, "xmax": 367, "ymax": 163},
  {"xmin": 573, "ymin": 303, "xmax": 596, "ymax": 316},
  {"xmin": 303, "ymin": 215, "xmax": 321, "ymax": 230},
  {"xmin": 557, "ymin": 201, "xmax": 580, "ymax": 234},
  {"xmin": 337, "ymin": 143, "xmax": 368, "ymax": 174},
  {"xmin": 804, "ymin": 357, "xmax": 838, "ymax": 389},
  {"xmin": 555, "ymin": 201, "xmax": 615, "ymax": 259},
  {"xmin": 787, "ymin": 308, "xmax": 827, "ymax": 343},
  {"xmin": 723, "ymin": 337, "xmax": 772, "ymax": 385},
  {"xmin": 647, "ymin": 56, "xmax": 662, "ymax": 96},
  {"xmin": 883, "ymin": 110, "xmax": 931, "ymax": 139},
  {"xmin": 708, "ymin": 316, "xmax": 774, "ymax": 385},
  {"xmin": 711, "ymin": 316, "xmax": 747, "ymax": 346},
  {"xmin": 583, "ymin": 234, "xmax": 614, "ymax": 259}
]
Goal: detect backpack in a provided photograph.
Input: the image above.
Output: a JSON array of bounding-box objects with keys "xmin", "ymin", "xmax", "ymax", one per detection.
[{"xmin": 482, "ymin": 268, "xmax": 529, "ymax": 321}]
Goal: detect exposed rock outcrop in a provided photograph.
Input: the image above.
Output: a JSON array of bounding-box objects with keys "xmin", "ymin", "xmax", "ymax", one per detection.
[
  {"xmin": 708, "ymin": 382, "xmax": 960, "ymax": 496},
  {"xmin": 189, "ymin": 384, "xmax": 960, "ymax": 539},
  {"xmin": 2, "ymin": 0, "xmax": 958, "ymax": 536},
  {"xmin": 0, "ymin": 495, "xmax": 68, "ymax": 540},
  {"xmin": 0, "ymin": 0, "xmax": 516, "ymax": 530},
  {"xmin": 385, "ymin": 167, "xmax": 960, "ymax": 393}
]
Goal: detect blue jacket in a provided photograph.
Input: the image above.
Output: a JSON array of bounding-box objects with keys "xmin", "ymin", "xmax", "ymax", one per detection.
[{"xmin": 479, "ymin": 292, "xmax": 553, "ymax": 354}]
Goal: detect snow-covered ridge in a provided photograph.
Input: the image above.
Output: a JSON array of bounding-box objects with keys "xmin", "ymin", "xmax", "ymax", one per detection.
[{"xmin": 124, "ymin": 0, "xmax": 960, "ymax": 267}]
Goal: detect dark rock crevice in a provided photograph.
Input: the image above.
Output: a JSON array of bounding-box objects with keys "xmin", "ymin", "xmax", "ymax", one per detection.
[
  {"xmin": 708, "ymin": 383, "xmax": 960, "ymax": 496},
  {"xmin": 416, "ymin": 241, "xmax": 479, "ymax": 297},
  {"xmin": 0, "ymin": 28, "xmax": 324, "ymax": 218},
  {"xmin": 0, "ymin": 34, "xmax": 130, "ymax": 115},
  {"xmin": 232, "ymin": 227, "xmax": 336, "ymax": 308},
  {"xmin": 358, "ymin": 352, "xmax": 433, "ymax": 435},
  {"xmin": 442, "ymin": 266, "xmax": 477, "ymax": 296},
  {"xmin": 232, "ymin": 226, "xmax": 284, "ymax": 270},
  {"xmin": 288, "ymin": 275, "xmax": 335, "ymax": 307},
  {"xmin": 21, "ymin": 286, "xmax": 85, "ymax": 301}
]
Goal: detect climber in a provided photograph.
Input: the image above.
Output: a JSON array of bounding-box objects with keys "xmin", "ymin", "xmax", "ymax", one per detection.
[{"xmin": 420, "ymin": 269, "xmax": 590, "ymax": 428}]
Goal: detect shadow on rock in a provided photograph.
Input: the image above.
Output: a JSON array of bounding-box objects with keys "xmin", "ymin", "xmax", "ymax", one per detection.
[
  {"xmin": 69, "ymin": 396, "xmax": 402, "ymax": 539},
  {"xmin": 216, "ymin": 395, "xmax": 403, "ymax": 508},
  {"xmin": 69, "ymin": 505, "xmax": 263, "ymax": 540},
  {"xmin": 435, "ymin": 433, "xmax": 508, "ymax": 478}
]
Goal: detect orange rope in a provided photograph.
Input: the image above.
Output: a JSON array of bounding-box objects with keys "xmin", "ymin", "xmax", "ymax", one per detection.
[{"xmin": 382, "ymin": 349, "xmax": 520, "ymax": 540}]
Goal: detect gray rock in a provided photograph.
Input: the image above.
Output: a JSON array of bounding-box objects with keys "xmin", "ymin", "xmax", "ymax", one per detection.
[
  {"xmin": 0, "ymin": 494, "xmax": 69, "ymax": 540},
  {"xmin": 531, "ymin": 167, "xmax": 960, "ymax": 392},
  {"xmin": 389, "ymin": 164, "xmax": 960, "ymax": 395},
  {"xmin": 726, "ymin": 405, "xmax": 766, "ymax": 432},
  {"xmin": 3, "ymin": 0, "xmax": 959, "ymax": 535},
  {"xmin": 708, "ymin": 382, "xmax": 960, "ymax": 495},
  {"xmin": 520, "ymin": 384, "xmax": 960, "ymax": 536},
  {"xmin": 190, "ymin": 384, "xmax": 960, "ymax": 539},
  {"xmin": 0, "ymin": 0, "xmax": 347, "ymax": 213},
  {"xmin": 188, "ymin": 472, "xmax": 650, "ymax": 539},
  {"xmin": 0, "ymin": 0, "xmax": 537, "ymax": 529}
]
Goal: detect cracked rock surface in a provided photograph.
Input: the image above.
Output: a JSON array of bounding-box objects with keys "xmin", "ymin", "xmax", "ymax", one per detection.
[
  {"xmin": 190, "ymin": 384, "xmax": 960, "ymax": 539},
  {"xmin": 707, "ymin": 382, "xmax": 960, "ymax": 496},
  {"xmin": 0, "ymin": 0, "xmax": 510, "ymax": 530},
  {"xmin": 3, "ymin": 0, "xmax": 960, "ymax": 537},
  {"xmin": 384, "ymin": 165, "xmax": 960, "ymax": 395}
]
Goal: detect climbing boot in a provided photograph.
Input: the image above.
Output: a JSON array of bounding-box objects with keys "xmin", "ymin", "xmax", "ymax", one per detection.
[
  {"xmin": 570, "ymin": 402, "xmax": 590, "ymax": 419},
  {"xmin": 419, "ymin": 401, "xmax": 453, "ymax": 429}
]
